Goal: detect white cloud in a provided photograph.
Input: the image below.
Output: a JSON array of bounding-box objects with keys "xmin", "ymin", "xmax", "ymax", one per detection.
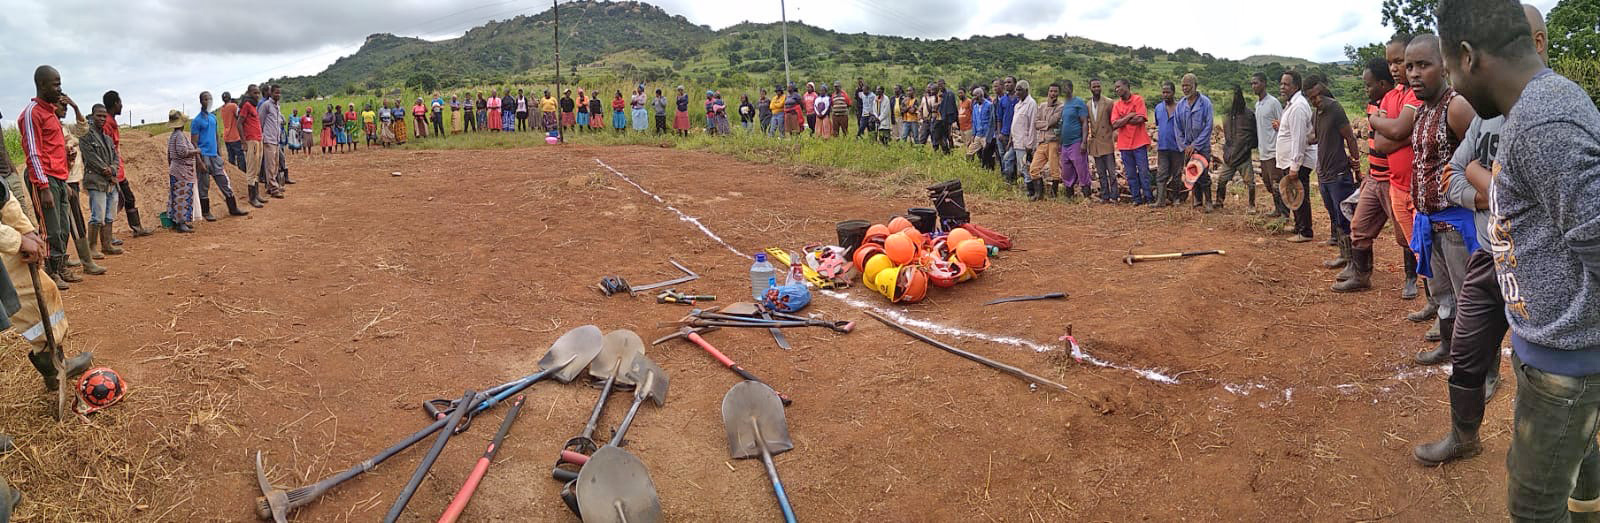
[{"xmin": 0, "ymin": 0, "xmax": 1561, "ymax": 129}]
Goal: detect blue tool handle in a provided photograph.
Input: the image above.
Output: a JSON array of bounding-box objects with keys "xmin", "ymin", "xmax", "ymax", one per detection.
[{"xmin": 762, "ymin": 449, "xmax": 797, "ymax": 523}]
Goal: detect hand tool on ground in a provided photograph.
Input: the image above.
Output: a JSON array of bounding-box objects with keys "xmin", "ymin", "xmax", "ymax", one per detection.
[
  {"xmin": 437, "ymin": 394, "xmax": 526, "ymax": 523},
  {"xmin": 598, "ymin": 259, "xmax": 700, "ymax": 296},
  {"xmin": 722, "ymin": 381, "xmax": 798, "ymax": 523},
  {"xmin": 553, "ymin": 330, "xmax": 646, "ymax": 482},
  {"xmin": 656, "ymin": 289, "xmax": 715, "ymax": 305},
  {"xmin": 652, "ymin": 326, "xmax": 791, "ymax": 405},
  {"xmin": 25, "ymin": 262, "xmax": 70, "ymax": 421},
  {"xmin": 1123, "ymin": 249, "xmax": 1226, "ymax": 266},
  {"xmin": 253, "ymin": 325, "xmax": 604, "ymax": 521},
  {"xmin": 698, "ymin": 304, "xmax": 856, "ymax": 334},
  {"xmin": 864, "ymin": 311, "xmax": 1077, "ymax": 396},
  {"xmin": 557, "ymin": 357, "xmax": 669, "ymax": 518},
  {"xmin": 567, "ymin": 445, "xmax": 663, "ymax": 522},
  {"xmin": 422, "ymin": 325, "xmax": 605, "ymax": 431},
  {"xmin": 384, "ymin": 388, "xmax": 474, "ymax": 523},
  {"xmin": 982, "ymin": 292, "xmax": 1069, "ymax": 306}
]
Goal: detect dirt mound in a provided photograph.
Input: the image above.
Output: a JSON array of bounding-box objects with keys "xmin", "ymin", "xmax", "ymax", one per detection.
[{"xmin": 117, "ymin": 132, "xmax": 251, "ymax": 220}]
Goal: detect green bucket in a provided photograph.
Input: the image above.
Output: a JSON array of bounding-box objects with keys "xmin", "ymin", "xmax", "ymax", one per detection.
[{"xmin": 157, "ymin": 211, "xmax": 174, "ymax": 229}]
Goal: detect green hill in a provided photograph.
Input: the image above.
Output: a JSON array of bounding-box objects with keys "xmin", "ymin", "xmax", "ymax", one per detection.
[{"xmin": 269, "ymin": 1, "xmax": 1353, "ymax": 108}]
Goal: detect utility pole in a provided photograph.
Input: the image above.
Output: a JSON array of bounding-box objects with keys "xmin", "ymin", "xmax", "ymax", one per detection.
[
  {"xmin": 554, "ymin": 0, "xmax": 563, "ymax": 144},
  {"xmin": 780, "ymin": 0, "xmax": 791, "ymax": 87}
]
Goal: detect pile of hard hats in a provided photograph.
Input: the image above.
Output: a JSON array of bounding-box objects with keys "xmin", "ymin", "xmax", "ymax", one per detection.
[{"xmin": 850, "ymin": 217, "xmax": 990, "ymax": 304}]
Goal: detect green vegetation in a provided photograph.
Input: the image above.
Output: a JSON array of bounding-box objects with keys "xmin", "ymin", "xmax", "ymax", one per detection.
[
  {"xmin": 270, "ymin": 1, "xmax": 1360, "ymax": 119},
  {"xmin": 1549, "ymin": 0, "xmax": 1600, "ymax": 105}
]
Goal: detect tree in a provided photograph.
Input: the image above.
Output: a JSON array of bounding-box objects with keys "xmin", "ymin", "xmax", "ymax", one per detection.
[
  {"xmin": 406, "ymin": 72, "xmax": 438, "ymax": 93},
  {"xmin": 1344, "ymin": 42, "xmax": 1386, "ymax": 65},
  {"xmin": 1380, "ymin": 0, "xmax": 1436, "ymax": 35},
  {"xmin": 1549, "ymin": 0, "xmax": 1600, "ymax": 58},
  {"xmin": 728, "ymin": 53, "xmax": 742, "ymax": 67}
]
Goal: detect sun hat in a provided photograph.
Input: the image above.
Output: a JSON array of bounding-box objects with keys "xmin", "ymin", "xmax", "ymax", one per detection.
[{"xmin": 167, "ymin": 109, "xmax": 185, "ymax": 129}]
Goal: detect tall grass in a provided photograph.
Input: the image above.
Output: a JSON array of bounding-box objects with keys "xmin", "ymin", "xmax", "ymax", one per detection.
[
  {"xmin": 3, "ymin": 129, "xmax": 18, "ymax": 173},
  {"xmin": 402, "ymin": 125, "xmax": 1018, "ymax": 198}
]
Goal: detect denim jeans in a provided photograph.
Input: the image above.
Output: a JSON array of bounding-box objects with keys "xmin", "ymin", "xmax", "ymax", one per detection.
[
  {"xmin": 87, "ymin": 189, "xmax": 118, "ymax": 225},
  {"xmin": 1120, "ymin": 148, "xmax": 1151, "ymax": 204},
  {"xmin": 1508, "ymin": 353, "xmax": 1600, "ymax": 521},
  {"xmin": 1009, "ymin": 148, "xmax": 1036, "ymax": 182},
  {"xmin": 225, "ymin": 141, "xmax": 245, "ymax": 171},
  {"xmin": 1318, "ymin": 174, "xmax": 1358, "ymax": 236},
  {"xmin": 900, "ymin": 122, "xmax": 916, "ymax": 142}
]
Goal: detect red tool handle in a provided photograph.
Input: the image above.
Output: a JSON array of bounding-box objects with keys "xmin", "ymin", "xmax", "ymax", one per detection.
[
  {"xmin": 686, "ymin": 332, "xmax": 793, "ymax": 405},
  {"xmin": 559, "ymin": 450, "xmax": 589, "ymax": 466},
  {"xmin": 437, "ymin": 457, "xmax": 490, "ymax": 523}
]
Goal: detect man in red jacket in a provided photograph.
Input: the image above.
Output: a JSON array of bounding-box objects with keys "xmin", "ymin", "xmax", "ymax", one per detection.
[
  {"xmin": 19, "ymin": 66, "xmax": 78, "ymax": 288},
  {"xmin": 102, "ymin": 91, "xmax": 153, "ymax": 243}
]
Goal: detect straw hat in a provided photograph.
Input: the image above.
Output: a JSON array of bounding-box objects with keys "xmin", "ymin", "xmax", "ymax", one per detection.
[{"xmin": 167, "ymin": 109, "xmax": 186, "ymax": 129}]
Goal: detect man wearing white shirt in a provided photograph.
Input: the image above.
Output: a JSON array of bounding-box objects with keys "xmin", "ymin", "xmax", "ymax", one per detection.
[
  {"xmin": 1009, "ymin": 80, "xmax": 1038, "ymax": 198},
  {"xmin": 1275, "ymin": 71, "xmax": 1317, "ymax": 242}
]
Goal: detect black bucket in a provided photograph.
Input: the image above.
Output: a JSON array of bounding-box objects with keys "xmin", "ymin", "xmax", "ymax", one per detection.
[
  {"xmin": 926, "ymin": 180, "xmax": 969, "ymax": 229},
  {"xmin": 907, "ymin": 208, "xmax": 938, "ymax": 233},
  {"xmin": 836, "ymin": 220, "xmax": 872, "ymax": 258}
]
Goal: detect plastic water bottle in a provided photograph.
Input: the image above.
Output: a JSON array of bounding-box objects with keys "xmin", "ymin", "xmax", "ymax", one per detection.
[
  {"xmin": 750, "ymin": 253, "xmax": 777, "ymax": 300},
  {"xmin": 785, "ymin": 251, "xmax": 805, "ymax": 287}
]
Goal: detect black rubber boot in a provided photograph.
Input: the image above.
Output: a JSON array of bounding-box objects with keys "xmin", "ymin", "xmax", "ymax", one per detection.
[
  {"xmin": 1030, "ymin": 180, "xmax": 1044, "ymax": 201},
  {"xmin": 1484, "ymin": 370, "xmax": 1500, "ymax": 402},
  {"xmin": 200, "ymin": 198, "xmax": 217, "ymax": 222},
  {"xmin": 27, "ymin": 351, "xmax": 92, "ymax": 391},
  {"xmin": 1414, "ymin": 384, "xmax": 1484, "ymax": 465},
  {"xmin": 247, "ymin": 184, "xmax": 265, "ymax": 208},
  {"xmin": 1415, "ymin": 318, "xmax": 1454, "ymax": 365},
  {"xmin": 1332, "ymin": 248, "xmax": 1372, "ymax": 292},
  {"xmin": 1323, "ymin": 234, "xmax": 1350, "ymax": 269},
  {"xmin": 1402, "ymin": 253, "xmax": 1419, "ymax": 300},
  {"xmin": 1408, "ymin": 288, "xmax": 1438, "ymax": 322},
  {"xmin": 225, "ymin": 196, "xmax": 249, "ymax": 216},
  {"xmin": 127, "ymin": 209, "xmax": 153, "ymax": 237}
]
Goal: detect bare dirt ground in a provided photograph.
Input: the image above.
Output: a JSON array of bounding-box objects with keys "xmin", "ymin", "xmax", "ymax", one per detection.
[{"xmin": 0, "ymin": 143, "xmax": 1508, "ymax": 522}]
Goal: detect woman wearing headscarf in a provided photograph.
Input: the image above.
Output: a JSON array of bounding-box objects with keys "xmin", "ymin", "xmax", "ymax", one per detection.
[
  {"xmin": 560, "ymin": 90, "xmax": 576, "ymax": 130},
  {"xmin": 486, "ymin": 89, "xmax": 501, "ymax": 133},
  {"xmin": 814, "ymin": 84, "xmax": 832, "ymax": 138},
  {"xmin": 703, "ymin": 91, "xmax": 717, "ymax": 135},
  {"xmin": 165, "ymin": 110, "xmax": 198, "ymax": 233},
  {"xmin": 301, "ymin": 107, "xmax": 314, "ymax": 155},
  {"xmin": 501, "ymin": 90, "xmax": 516, "ymax": 132},
  {"xmin": 673, "ymin": 86, "xmax": 690, "ymax": 137},
  {"xmin": 391, "ymin": 100, "xmax": 407, "ymax": 146},
  {"xmin": 630, "ymin": 86, "xmax": 648, "ymax": 132},
  {"xmin": 611, "ymin": 91, "xmax": 626, "ymax": 133},
  {"xmin": 378, "ymin": 101, "xmax": 395, "ymax": 146},
  {"xmin": 450, "ymin": 95, "xmax": 463, "ymax": 134},
  {"xmin": 344, "ymin": 104, "xmax": 359, "ymax": 150},
  {"xmin": 412, "ymin": 98, "xmax": 428, "ymax": 139},
  {"xmin": 713, "ymin": 93, "xmax": 731, "ymax": 135},
  {"xmin": 575, "ymin": 89, "xmax": 589, "ymax": 132},
  {"xmin": 803, "ymin": 82, "xmax": 819, "ymax": 134},
  {"xmin": 541, "ymin": 91, "xmax": 559, "ymax": 133},
  {"xmin": 738, "ymin": 94, "xmax": 755, "ymax": 131}
]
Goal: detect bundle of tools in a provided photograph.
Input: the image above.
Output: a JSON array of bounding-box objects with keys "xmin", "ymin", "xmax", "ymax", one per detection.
[
  {"xmin": 251, "ymin": 325, "xmax": 666, "ymax": 523},
  {"xmin": 550, "ymin": 329, "xmax": 669, "ymax": 521},
  {"xmin": 662, "ymin": 302, "xmax": 856, "ymax": 334}
]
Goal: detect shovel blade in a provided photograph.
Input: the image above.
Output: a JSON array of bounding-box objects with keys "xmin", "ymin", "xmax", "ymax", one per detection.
[
  {"xmin": 540, "ymin": 325, "xmax": 606, "ymax": 383},
  {"xmin": 719, "ymin": 302, "xmax": 763, "ymax": 317},
  {"xmin": 575, "ymin": 445, "xmax": 663, "ymax": 523},
  {"xmin": 721, "ymin": 381, "xmax": 793, "ymax": 460},
  {"xmin": 628, "ymin": 356, "xmax": 670, "ymax": 407},
  {"xmin": 591, "ymin": 330, "xmax": 647, "ymax": 385}
]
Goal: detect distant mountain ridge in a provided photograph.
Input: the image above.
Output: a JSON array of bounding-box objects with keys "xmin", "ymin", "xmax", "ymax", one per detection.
[{"xmin": 268, "ymin": 0, "xmax": 1338, "ymax": 101}]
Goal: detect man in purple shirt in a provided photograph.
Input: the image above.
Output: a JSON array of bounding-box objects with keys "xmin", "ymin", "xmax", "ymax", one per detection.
[{"xmin": 995, "ymin": 76, "xmax": 1019, "ymax": 185}]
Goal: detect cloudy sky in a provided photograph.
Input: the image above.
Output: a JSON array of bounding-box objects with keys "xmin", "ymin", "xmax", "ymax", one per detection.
[{"xmin": 0, "ymin": 0, "xmax": 1558, "ymax": 128}]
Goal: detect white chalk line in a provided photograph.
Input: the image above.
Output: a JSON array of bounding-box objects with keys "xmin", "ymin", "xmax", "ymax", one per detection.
[{"xmin": 592, "ymin": 156, "xmax": 1455, "ymax": 403}]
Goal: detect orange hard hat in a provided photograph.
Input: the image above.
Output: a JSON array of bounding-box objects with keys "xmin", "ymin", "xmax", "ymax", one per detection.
[
  {"xmin": 1182, "ymin": 153, "xmax": 1207, "ymax": 189},
  {"xmin": 950, "ymin": 259, "xmax": 976, "ymax": 283},
  {"xmin": 864, "ymin": 224, "xmax": 891, "ymax": 245},
  {"xmin": 853, "ymin": 244, "xmax": 885, "ymax": 272},
  {"xmin": 887, "ymin": 216, "xmax": 914, "ymax": 234},
  {"xmin": 895, "ymin": 266, "xmax": 929, "ymax": 303},
  {"xmin": 901, "ymin": 227, "xmax": 926, "ymax": 249},
  {"xmin": 946, "ymin": 227, "xmax": 974, "ymax": 247},
  {"xmin": 884, "ymin": 232, "xmax": 919, "ymax": 265},
  {"xmin": 926, "ymin": 259, "xmax": 959, "ymax": 288},
  {"xmin": 955, "ymin": 238, "xmax": 988, "ymax": 270}
]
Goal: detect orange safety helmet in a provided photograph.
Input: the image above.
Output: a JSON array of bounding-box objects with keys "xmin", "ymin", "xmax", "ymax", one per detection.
[
  {"xmin": 926, "ymin": 259, "xmax": 959, "ymax": 288},
  {"xmin": 900, "ymin": 227, "xmax": 926, "ymax": 249},
  {"xmin": 946, "ymin": 227, "xmax": 974, "ymax": 247},
  {"xmin": 863, "ymin": 224, "xmax": 891, "ymax": 246},
  {"xmin": 955, "ymin": 238, "xmax": 988, "ymax": 270},
  {"xmin": 887, "ymin": 216, "xmax": 914, "ymax": 234},
  {"xmin": 950, "ymin": 259, "xmax": 976, "ymax": 283},
  {"xmin": 884, "ymin": 232, "xmax": 919, "ymax": 265},
  {"xmin": 895, "ymin": 266, "xmax": 929, "ymax": 303},
  {"xmin": 852, "ymin": 243, "xmax": 885, "ymax": 272}
]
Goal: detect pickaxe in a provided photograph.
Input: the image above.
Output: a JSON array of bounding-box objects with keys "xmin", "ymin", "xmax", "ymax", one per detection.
[
  {"xmin": 1123, "ymin": 249, "xmax": 1225, "ymax": 265},
  {"xmin": 651, "ymin": 326, "xmax": 791, "ymax": 405}
]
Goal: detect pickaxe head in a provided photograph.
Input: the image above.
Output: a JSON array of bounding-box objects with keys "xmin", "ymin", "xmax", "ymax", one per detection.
[
  {"xmin": 650, "ymin": 325, "xmax": 718, "ymax": 346},
  {"xmin": 1123, "ymin": 247, "xmax": 1137, "ymax": 266},
  {"xmin": 255, "ymin": 451, "xmax": 290, "ymax": 522}
]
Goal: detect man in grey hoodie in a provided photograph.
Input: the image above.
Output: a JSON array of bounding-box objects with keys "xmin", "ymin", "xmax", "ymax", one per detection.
[{"xmin": 1438, "ymin": 0, "xmax": 1600, "ymax": 518}]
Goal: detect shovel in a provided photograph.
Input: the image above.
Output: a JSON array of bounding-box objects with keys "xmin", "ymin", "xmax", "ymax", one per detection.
[
  {"xmin": 609, "ymin": 356, "xmax": 669, "ymax": 447},
  {"xmin": 570, "ymin": 445, "xmax": 663, "ymax": 523},
  {"xmin": 554, "ymin": 329, "xmax": 646, "ymax": 482},
  {"xmin": 254, "ymin": 325, "xmax": 604, "ymax": 522},
  {"xmin": 717, "ymin": 303, "xmax": 856, "ymax": 334},
  {"xmin": 722, "ymin": 381, "xmax": 798, "ymax": 523}
]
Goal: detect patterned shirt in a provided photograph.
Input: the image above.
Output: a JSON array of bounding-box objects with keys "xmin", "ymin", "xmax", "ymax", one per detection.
[
  {"xmin": 167, "ymin": 130, "xmax": 197, "ymax": 183},
  {"xmin": 1411, "ymin": 87, "xmax": 1460, "ymax": 215}
]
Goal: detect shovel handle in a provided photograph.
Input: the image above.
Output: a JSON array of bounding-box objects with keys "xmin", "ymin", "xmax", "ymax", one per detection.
[
  {"xmin": 685, "ymin": 332, "xmax": 793, "ymax": 405},
  {"xmin": 559, "ymin": 450, "xmax": 590, "ymax": 466}
]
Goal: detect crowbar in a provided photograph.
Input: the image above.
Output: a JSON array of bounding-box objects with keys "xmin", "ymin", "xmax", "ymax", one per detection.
[
  {"xmin": 626, "ymin": 259, "xmax": 700, "ymax": 296},
  {"xmin": 983, "ymin": 292, "xmax": 1068, "ymax": 306},
  {"xmin": 1123, "ymin": 250, "xmax": 1225, "ymax": 265}
]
